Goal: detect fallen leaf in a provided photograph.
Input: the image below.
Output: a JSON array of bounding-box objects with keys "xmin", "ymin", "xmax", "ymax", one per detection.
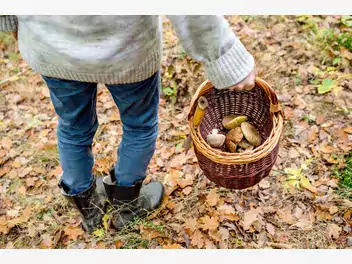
[
  {"xmin": 329, "ymin": 206, "xmax": 339, "ymax": 215},
  {"xmin": 140, "ymin": 227, "xmax": 161, "ymax": 241},
  {"xmin": 243, "ymin": 208, "xmax": 263, "ymax": 230},
  {"xmin": 266, "ymin": 223, "xmax": 276, "ymax": 236},
  {"xmin": 219, "ymin": 227, "xmax": 230, "ymax": 240},
  {"xmin": 325, "ymin": 223, "xmax": 342, "ymax": 240},
  {"xmin": 1, "ymin": 137, "xmax": 12, "ymax": 150},
  {"xmin": 344, "ymin": 128, "xmax": 352, "ymax": 134},
  {"xmin": 169, "ymin": 153, "xmax": 188, "ymax": 168},
  {"xmin": 208, "ymin": 229, "xmax": 222, "ymax": 242},
  {"xmin": 115, "ymin": 240, "xmax": 124, "ymax": 249},
  {"xmin": 258, "ymin": 179, "xmax": 270, "ymax": 189},
  {"xmin": 206, "ymin": 189, "xmax": 220, "ymax": 207},
  {"xmin": 18, "ymin": 186, "xmax": 26, "ymax": 195},
  {"xmin": 176, "ymin": 174, "xmax": 193, "ymax": 189},
  {"xmin": 182, "ymin": 186, "xmax": 193, "ymax": 195},
  {"xmin": 300, "ymin": 175, "xmax": 317, "ymax": 194},
  {"xmin": 41, "ymin": 233, "xmax": 53, "ymax": 249},
  {"xmin": 44, "ymin": 195, "xmax": 53, "ymax": 204},
  {"xmin": 0, "ymin": 167, "xmax": 9, "ymax": 177},
  {"xmin": 26, "ymin": 177, "xmax": 36, "ymax": 187},
  {"xmin": 64, "ymin": 226, "xmax": 85, "ymax": 241},
  {"xmin": 316, "ymin": 114, "xmax": 325, "ymax": 125},
  {"xmin": 190, "ymin": 230, "xmax": 204, "ymax": 248},
  {"xmin": 162, "ymin": 243, "xmax": 182, "ymax": 249},
  {"xmin": 277, "ymin": 208, "xmax": 295, "ymax": 224},
  {"xmin": 205, "ymin": 239, "xmax": 217, "ymax": 249},
  {"xmin": 184, "ymin": 218, "xmax": 198, "ymax": 232},
  {"xmin": 201, "ymin": 216, "xmax": 219, "ymax": 231}
]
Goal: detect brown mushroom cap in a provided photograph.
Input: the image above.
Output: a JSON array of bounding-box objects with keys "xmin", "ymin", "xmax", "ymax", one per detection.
[
  {"xmin": 240, "ymin": 122, "xmax": 261, "ymax": 147},
  {"xmin": 225, "ymin": 127, "xmax": 243, "ymax": 153}
]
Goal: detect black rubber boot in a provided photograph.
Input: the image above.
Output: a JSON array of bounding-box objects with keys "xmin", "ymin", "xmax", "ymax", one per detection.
[
  {"xmin": 59, "ymin": 177, "xmax": 105, "ymax": 234},
  {"xmin": 101, "ymin": 168, "xmax": 164, "ymax": 230}
]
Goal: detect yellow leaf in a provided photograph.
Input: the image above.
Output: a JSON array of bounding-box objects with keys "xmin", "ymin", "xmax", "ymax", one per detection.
[{"xmin": 299, "ymin": 175, "xmax": 317, "ymax": 194}]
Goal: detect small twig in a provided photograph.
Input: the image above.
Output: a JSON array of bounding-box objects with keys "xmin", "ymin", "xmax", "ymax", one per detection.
[{"xmin": 266, "ymin": 242, "xmax": 293, "ymax": 249}]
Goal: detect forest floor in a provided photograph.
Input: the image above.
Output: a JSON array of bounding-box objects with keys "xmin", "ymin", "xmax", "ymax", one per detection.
[{"xmin": 0, "ymin": 16, "xmax": 351, "ymax": 249}]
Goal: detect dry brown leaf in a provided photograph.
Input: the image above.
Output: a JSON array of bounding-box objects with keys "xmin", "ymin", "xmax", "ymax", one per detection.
[
  {"xmin": 7, "ymin": 170, "xmax": 17, "ymax": 179},
  {"xmin": 169, "ymin": 153, "xmax": 188, "ymax": 168},
  {"xmin": 201, "ymin": 216, "xmax": 219, "ymax": 231},
  {"xmin": 44, "ymin": 195, "xmax": 53, "ymax": 204},
  {"xmin": 26, "ymin": 177, "xmax": 36, "ymax": 187},
  {"xmin": 205, "ymin": 239, "xmax": 217, "ymax": 249},
  {"xmin": 258, "ymin": 179, "xmax": 270, "ymax": 189},
  {"xmin": 190, "ymin": 230, "xmax": 204, "ymax": 248},
  {"xmin": 176, "ymin": 174, "xmax": 194, "ymax": 189},
  {"xmin": 0, "ymin": 167, "xmax": 9, "ymax": 177},
  {"xmin": 277, "ymin": 208, "xmax": 295, "ymax": 224},
  {"xmin": 164, "ymin": 169, "xmax": 181, "ymax": 187},
  {"xmin": 1, "ymin": 137, "xmax": 12, "ymax": 150},
  {"xmin": 18, "ymin": 186, "xmax": 26, "ymax": 195},
  {"xmin": 325, "ymin": 223, "xmax": 342, "ymax": 240},
  {"xmin": 162, "ymin": 243, "xmax": 182, "ymax": 249},
  {"xmin": 183, "ymin": 218, "xmax": 198, "ymax": 233},
  {"xmin": 266, "ymin": 223, "xmax": 276, "ymax": 236},
  {"xmin": 219, "ymin": 227, "xmax": 230, "ymax": 240},
  {"xmin": 115, "ymin": 240, "xmax": 124, "ymax": 249},
  {"xmin": 316, "ymin": 114, "xmax": 325, "ymax": 125},
  {"xmin": 64, "ymin": 226, "xmax": 84, "ymax": 241},
  {"xmin": 206, "ymin": 189, "xmax": 220, "ymax": 207},
  {"xmin": 140, "ymin": 227, "xmax": 161, "ymax": 241},
  {"xmin": 329, "ymin": 206, "xmax": 339, "ymax": 215},
  {"xmin": 208, "ymin": 229, "xmax": 222, "ymax": 242},
  {"xmin": 243, "ymin": 208, "xmax": 262, "ymax": 230},
  {"xmin": 182, "ymin": 186, "xmax": 193, "ymax": 195},
  {"xmin": 344, "ymin": 127, "xmax": 352, "ymax": 134},
  {"xmin": 41, "ymin": 233, "xmax": 53, "ymax": 249}
]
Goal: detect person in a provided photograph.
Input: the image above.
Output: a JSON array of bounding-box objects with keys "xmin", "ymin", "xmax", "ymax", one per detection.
[{"xmin": 0, "ymin": 15, "xmax": 256, "ymax": 233}]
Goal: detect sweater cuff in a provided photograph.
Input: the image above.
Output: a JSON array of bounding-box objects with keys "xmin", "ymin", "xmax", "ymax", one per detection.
[
  {"xmin": 0, "ymin": 16, "xmax": 18, "ymax": 32},
  {"xmin": 205, "ymin": 37, "xmax": 255, "ymax": 89}
]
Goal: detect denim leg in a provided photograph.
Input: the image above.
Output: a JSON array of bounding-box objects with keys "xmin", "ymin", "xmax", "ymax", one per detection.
[
  {"xmin": 42, "ymin": 76, "xmax": 98, "ymax": 195},
  {"xmin": 106, "ymin": 71, "xmax": 160, "ymax": 186}
]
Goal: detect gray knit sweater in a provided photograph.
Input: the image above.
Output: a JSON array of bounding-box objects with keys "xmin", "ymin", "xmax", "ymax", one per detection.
[{"xmin": 0, "ymin": 15, "xmax": 254, "ymax": 89}]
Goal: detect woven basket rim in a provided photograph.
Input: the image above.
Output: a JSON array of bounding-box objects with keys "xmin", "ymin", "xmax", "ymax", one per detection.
[{"xmin": 188, "ymin": 77, "xmax": 284, "ymax": 165}]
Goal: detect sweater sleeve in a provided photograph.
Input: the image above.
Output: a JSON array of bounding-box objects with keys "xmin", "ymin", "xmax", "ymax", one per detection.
[
  {"xmin": 0, "ymin": 15, "xmax": 18, "ymax": 32},
  {"xmin": 168, "ymin": 15, "xmax": 254, "ymax": 89}
]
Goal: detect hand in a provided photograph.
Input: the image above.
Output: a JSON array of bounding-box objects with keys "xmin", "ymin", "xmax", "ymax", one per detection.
[{"xmin": 226, "ymin": 68, "xmax": 256, "ymax": 91}]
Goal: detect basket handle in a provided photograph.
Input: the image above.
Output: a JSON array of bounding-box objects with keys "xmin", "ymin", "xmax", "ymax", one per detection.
[{"xmin": 188, "ymin": 77, "xmax": 282, "ymax": 120}]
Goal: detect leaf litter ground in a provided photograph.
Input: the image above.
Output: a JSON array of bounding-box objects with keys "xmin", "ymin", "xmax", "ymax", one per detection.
[{"xmin": 0, "ymin": 16, "xmax": 351, "ymax": 249}]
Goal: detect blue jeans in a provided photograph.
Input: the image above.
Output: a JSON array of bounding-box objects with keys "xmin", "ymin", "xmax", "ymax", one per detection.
[{"xmin": 42, "ymin": 71, "xmax": 160, "ymax": 195}]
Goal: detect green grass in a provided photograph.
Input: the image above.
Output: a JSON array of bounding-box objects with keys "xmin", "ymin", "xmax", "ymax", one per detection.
[{"xmin": 333, "ymin": 153, "xmax": 352, "ymax": 199}]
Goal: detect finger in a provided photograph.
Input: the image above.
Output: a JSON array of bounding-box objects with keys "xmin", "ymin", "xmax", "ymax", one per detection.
[{"xmin": 234, "ymin": 83, "xmax": 244, "ymax": 91}]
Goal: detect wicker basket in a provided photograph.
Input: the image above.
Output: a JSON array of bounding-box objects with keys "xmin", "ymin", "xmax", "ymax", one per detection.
[{"xmin": 188, "ymin": 77, "xmax": 284, "ymax": 190}]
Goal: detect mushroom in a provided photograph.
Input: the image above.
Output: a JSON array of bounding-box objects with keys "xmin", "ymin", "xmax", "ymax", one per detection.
[
  {"xmin": 206, "ymin": 129, "xmax": 226, "ymax": 148},
  {"xmin": 222, "ymin": 115, "xmax": 238, "ymax": 128},
  {"xmin": 223, "ymin": 115, "xmax": 248, "ymax": 130},
  {"xmin": 225, "ymin": 127, "xmax": 243, "ymax": 153},
  {"xmin": 238, "ymin": 139, "xmax": 253, "ymax": 149},
  {"xmin": 240, "ymin": 122, "xmax": 261, "ymax": 147},
  {"xmin": 193, "ymin": 96, "xmax": 209, "ymax": 127}
]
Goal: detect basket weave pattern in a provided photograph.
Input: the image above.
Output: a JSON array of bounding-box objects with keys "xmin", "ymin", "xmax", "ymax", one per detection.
[{"xmin": 188, "ymin": 78, "xmax": 283, "ymax": 190}]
